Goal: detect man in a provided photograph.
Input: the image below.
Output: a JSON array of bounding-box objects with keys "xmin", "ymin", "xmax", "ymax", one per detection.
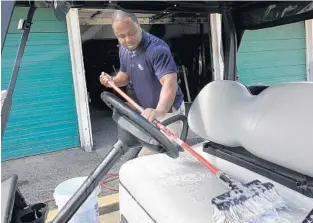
[{"xmin": 100, "ymin": 10, "xmax": 185, "ymax": 156}]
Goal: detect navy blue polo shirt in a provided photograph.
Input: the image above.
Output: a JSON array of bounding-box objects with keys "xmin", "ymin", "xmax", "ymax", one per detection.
[{"xmin": 119, "ymin": 30, "xmax": 184, "ymax": 111}]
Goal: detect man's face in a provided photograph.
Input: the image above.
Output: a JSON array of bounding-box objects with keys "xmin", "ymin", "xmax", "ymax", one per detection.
[{"xmin": 112, "ymin": 18, "xmax": 141, "ymax": 51}]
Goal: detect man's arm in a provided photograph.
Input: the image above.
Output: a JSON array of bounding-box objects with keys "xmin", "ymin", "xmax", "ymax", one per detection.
[
  {"xmin": 141, "ymin": 45, "xmax": 179, "ymax": 121},
  {"xmin": 156, "ymin": 73, "xmax": 177, "ymax": 113},
  {"xmin": 100, "ymin": 70, "xmax": 129, "ymax": 88},
  {"xmin": 152, "ymin": 46, "xmax": 179, "ymax": 113},
  {"xmin": 112, "ymin": 71, "xmax": 129, "ymax": 87}
]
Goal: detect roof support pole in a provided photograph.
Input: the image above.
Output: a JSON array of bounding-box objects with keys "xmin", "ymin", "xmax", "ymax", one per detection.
[
  {"xmin": 210, "ymin": 13, "xmax": 224, "ymax": 81},
  {"xmin": 1, "ymin": 6, "xmax": 36, "ymax": 139},
  {"xmin": 1, "ymin": 1, "xmax": 16, "ymax": 53}
]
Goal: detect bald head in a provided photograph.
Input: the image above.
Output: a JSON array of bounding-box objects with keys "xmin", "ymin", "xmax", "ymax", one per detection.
[
  {"xmin": 111, "ymin": 10, "xmax": 142, "ymax": 51},
  {"xmin": 112, "ymin": 10, "xmax": 139, "ymax": 25}
]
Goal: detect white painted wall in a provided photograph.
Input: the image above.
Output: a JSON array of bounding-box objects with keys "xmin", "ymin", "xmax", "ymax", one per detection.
[
  {"xmin": 67, "ymin": 9, "xmax": 93, "ymax": 152},
  {"xmin": 80, "ymin": 24, "xmax": 209, "ymax": 42}
]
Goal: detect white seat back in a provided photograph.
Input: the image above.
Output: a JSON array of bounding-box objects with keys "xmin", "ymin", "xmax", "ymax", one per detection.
[{"xmin": 188, "ymin": 80, "xmax": 313, "ymax": 177}]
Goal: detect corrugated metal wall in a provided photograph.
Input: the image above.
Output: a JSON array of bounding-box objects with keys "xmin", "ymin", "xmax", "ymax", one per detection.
[
  {"xmin": 237, "ymin": 22, "xmax": 306, "ymax": 86},
  {"xmin": 1, "ymin": 7, "xmax": 80, "ymax": 160}
]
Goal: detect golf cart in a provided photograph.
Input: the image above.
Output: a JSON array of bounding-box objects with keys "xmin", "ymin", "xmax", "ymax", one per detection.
[{"xmin": 2, "ymin": 1, "xmax": 313, "ymax": 223}]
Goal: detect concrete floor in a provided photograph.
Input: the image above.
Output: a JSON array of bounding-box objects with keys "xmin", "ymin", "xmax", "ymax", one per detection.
[{"xmin": 1, "ymin": 104, "xmax": 203, "ymax": 210}]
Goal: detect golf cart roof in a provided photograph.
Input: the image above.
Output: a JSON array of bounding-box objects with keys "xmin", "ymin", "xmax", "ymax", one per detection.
[{"xmin": 15, "ymin": 1, "xmax": 313, "ymax": 30}]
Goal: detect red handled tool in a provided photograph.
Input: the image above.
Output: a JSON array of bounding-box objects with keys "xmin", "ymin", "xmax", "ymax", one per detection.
[{"xmin": 103, "ymin": 74, "xmax": 219, "ymax": 174}]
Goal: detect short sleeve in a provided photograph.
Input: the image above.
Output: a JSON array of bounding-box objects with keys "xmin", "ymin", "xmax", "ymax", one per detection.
[
  {"xmin": 150, "ymin": 46, "xmax": 178, "ymax": 79},
  {"xmin": 119, "ymin": 47, "xmax": 127, "ymax": 72}
]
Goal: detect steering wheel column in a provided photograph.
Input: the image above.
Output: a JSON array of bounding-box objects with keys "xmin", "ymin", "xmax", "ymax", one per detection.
[{"xmin": 115, "ymin": 111, "xmax": 188, "ymax": 155}]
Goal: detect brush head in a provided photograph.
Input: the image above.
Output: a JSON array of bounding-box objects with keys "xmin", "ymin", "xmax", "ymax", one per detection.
[
  {"xmin": 211, "ymin": 180, "xmax": 274, "ymax": 210},
  {"xmin": 211, "ymin": 180, "xmax": 292, "ymax": 223}
]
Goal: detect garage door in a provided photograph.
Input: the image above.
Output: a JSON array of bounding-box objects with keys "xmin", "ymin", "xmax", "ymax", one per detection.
[
  {"xmin": 1, "ymin": 7, "xmax": 80, "ymax": 160},
  {"xmin": 237, "ymin": 22, "xmax": 306, "ymax": 86}
]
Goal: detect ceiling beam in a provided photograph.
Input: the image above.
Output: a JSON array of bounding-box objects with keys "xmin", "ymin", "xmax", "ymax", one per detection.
[
  {"xmin": 79, "ymin": 15, "xmax": 208, "ymax": 25},
  {"xmin": 79, "ymin": 17, "xmax": 151, "ymax": 25}
]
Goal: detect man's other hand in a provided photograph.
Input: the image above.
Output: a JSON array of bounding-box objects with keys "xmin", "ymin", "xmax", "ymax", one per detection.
[
  {"xmin": 99, "ymin": 72, "xmax": 113, "ymax": 88},
  {"xmin": 141, "ymin": 108, "xmax": 166, "ymax": 121}
]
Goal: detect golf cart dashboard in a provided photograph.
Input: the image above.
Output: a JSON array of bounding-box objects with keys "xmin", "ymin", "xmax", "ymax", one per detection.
[{"xmin": 203, "ymin": 141, "xmax": 313, "ymax": 199}]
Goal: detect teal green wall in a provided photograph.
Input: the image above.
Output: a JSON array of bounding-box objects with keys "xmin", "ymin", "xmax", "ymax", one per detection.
[
  {"xmin": 1, "ymin": 7, "xmax": 80, "ymax": 160},
  {"xmin": 237, "ymin": 22, "xmax": 306, "ymax": 86}
]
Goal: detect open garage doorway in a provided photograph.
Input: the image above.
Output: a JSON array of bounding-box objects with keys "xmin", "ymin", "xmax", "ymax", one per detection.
[{"xmin": 75, "ymin": 9, "xmax": 214, "ymax": 150}]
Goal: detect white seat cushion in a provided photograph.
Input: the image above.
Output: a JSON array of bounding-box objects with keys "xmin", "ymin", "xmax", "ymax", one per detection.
[
  {"xmin": 119, "ymin": 145, "xmax": 313, "ymax": 223},
  {"xmin": 188, "ymin": 80, "xmax": 313, "ymax": 177}
]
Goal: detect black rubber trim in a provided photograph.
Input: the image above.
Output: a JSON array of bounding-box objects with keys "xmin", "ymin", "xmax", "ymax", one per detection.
[
  {"xmin": 119, "ymin": 180, "xmax": 157, "ymax": 223},
  {"xmin": 114, "ymin": 111, "xmax": 189, "ymax": 153},
  {"xmin": 161, "ymin": 114, "xmax": 188, "ymax": 142},
  {"xmin": 203, "ymin": 142, "xmax": 313, "ymax": 198}
]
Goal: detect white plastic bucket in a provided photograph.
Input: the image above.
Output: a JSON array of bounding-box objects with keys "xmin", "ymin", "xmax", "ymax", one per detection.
[{"xmin": 53, "ymin": 177, "xmax": 101, "ymax": 223}]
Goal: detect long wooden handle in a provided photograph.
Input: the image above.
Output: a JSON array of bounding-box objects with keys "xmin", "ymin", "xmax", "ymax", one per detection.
[{"xmin": 105, "ymin": 76, "xmax": 220, "ymax": 175}]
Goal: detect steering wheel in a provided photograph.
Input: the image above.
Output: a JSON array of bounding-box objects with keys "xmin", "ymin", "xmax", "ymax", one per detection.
[{"xmin": 101, "ymin": 91, "xmax": 188, "ymax": 158}]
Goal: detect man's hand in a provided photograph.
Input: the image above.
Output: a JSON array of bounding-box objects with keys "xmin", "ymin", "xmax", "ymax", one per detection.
[
  {"xmin": 99, "ymin": 72, "xmax": 113, "ymax": 88},
  {"xmin": 141, "ymin": 108, "xmax": 166, "ymax": 121},
  {"xmin": 100, "ymin": 71, "xmax": 129, "ymax": 88}
]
